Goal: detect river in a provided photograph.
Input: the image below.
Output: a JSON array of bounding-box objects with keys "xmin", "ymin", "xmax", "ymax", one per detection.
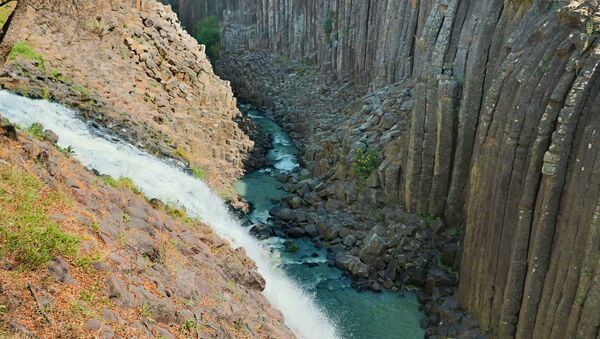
[{"xmin": 234, "ymin": 107, "xmax": 425, "ymax": 339}]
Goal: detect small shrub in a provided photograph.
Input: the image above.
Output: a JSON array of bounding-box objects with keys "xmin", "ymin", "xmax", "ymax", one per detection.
[
  {"xmin": 586, "ymin": 20, "xmax": 595, "ymax": 36},
  {"xmin": 91, "ymin": 18, "xmax": 110, "ymax": 37},
  {"xmin": 352, "ymin": 148, "xmax": 382, "ymax": 183},
  {"xmin": 180, "ymin": 319, "xmax": 197, "ymax": 334},
  {"xmin": 27, "ymin": 122, "xmax": 45, "ymax": 140},
  {"xmin": 8, "ymin": 41, "xmax": 45, "ymax": 71},
  {"xmin": 194, "ymin": 16, "xmax": 220, "ymax": 61},
  {"xmin": 0, "ymin": 167, "xmax": 79, "ymax": 269}
]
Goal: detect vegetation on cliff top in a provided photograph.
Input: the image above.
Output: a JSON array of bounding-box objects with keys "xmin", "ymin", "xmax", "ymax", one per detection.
[{"xmin": 194, "ymin": 16, "xmax": 220, "ymax": 61}]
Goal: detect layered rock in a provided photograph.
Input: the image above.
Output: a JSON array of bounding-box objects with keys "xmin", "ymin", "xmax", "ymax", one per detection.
[{"xmin": 187, "ymin": 0, "xmax": 600, "ymax": 337}]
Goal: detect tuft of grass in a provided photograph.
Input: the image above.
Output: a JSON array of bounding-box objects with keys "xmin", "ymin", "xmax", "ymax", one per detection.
[
  {"xmin": 91, "ymin": 18, "xmax": 111, "ymax": 37},
  {"xmin": 191, "ymin": 166, "xmax": 206, "ymax": 180},
  {"xmin": 8, "ymin": 41, "xmax": 45, "ymax": 71},
  {"xmin": 175, "ymin": 146, "xmax": 190, "ymax": 161},
  {"xmin": 26, "ymin": 122, "xmax": 45, "ymax": 140},
  {"xmin": 0, "ymin": 166, "xmax": 79, "ymax": 269},
  {"xmin": 71, "ymin": 85, "xmax": 90, "ymax": 99},
  {"xmin": 140, "ymin": 303, "xmax": 154, "ymax": 322},
  {"xmin": 180, "ymin": 319, "xmax": 198, "ymax": 334},
  {"xmin": 436, "ymin": 253, "xmax": 459, "ymax": 280},
  {"xmin": 101, "ymin": 175, "xmax": 140, "ymax": 194}
]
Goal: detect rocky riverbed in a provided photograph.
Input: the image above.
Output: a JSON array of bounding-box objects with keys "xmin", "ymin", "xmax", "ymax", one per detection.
[{"xmin": 218, "ymin": 52, "xmax": 486, "ymax": 337}]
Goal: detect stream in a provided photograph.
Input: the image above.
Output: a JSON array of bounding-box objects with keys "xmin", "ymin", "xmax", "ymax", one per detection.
[
  {"xmin": 0, "ymin": 91, "xmax": 424, "ymax": 339},
  {"xmin": 234, "ymin": 107, "xmax": 425, "ymax": 339}
]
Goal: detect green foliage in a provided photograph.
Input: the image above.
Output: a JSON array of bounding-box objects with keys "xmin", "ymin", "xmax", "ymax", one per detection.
[
  {"xmin": 0, "ymin": 167, "xmax": 79, "ymax": 269},
  {"xmin": 140, "ymin": 303, "xmax": 154, "ymax": 321},
  {"xmin": 74, "ymin": 252, "xmax": 101, "ymax": 273},
  {"xmin": 49, "ymin": 68, "xmax": 69, "ymax": 83},
  {"xmin": 8, "ymin": 41, "xmax": 45, "ymax": 71},
  {"xmin": 56, "ymin": 145, "xmax": 76, "ymax": 155},
  {"xmin": 323, "ymin": 11, "xmax": 338, "ymax": 42},
  {"xmin": 71, "ymin": 85, "xmax": 90, "ymax": 99},
  {"xmin": 27, "ymin": 122, "xmax": 45, "ymax": 140},
  {"xmin": 180, "ymin": 319, "xmax": 197, "ymax": 334},
  {"xmin": 421, "ymin": 213, "xmax": 436, "ymax": 226},
  {"xmin": 436, "ymin": 253, "xmax": 459, "ymax": 280},
  {"xmin": 191, "ymin": 166, "xmax": 206, "ymax": 180},
  {"xmin": 175, "ymin": 146, "xmax": 190, "ymax": 161},
  {"xmin": 91, "ymin": 18, "xmax": 110, "ymax": 37},
  {"xmin": 585, "ymin": 20, "xmax": 595, "ymax": 35},
  {"xmin": 101, "ymin": 175, "xmax": 140, "ymax": 194},
  {"xmin": 352, "ymin": 148, "xmax": 382, "ymax": 183},
  {"xmin": 0, "ymin": 1, "xmax": 15, "ymax": 30},
  {"xmin": 194, "ymin": 16, "xmax": 220, "ymax": 61}
]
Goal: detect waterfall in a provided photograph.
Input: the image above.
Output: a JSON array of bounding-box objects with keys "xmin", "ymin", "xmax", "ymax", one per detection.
[{"xmin": 0, "ymin": 90, "xmax": 340, "ymax": 339}]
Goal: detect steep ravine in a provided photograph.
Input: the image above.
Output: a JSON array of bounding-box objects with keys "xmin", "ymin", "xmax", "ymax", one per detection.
[{"xmin": 179, "ymin": 0, "xmax": 600, "ymax": 338}]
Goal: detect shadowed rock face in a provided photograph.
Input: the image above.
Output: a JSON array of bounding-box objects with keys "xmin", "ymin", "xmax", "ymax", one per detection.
[{"xmin": 180, "ymin": 0, "xmax": 600, "ymax": 337}]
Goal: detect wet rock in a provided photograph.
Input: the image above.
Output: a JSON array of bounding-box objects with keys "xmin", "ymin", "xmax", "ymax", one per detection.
[
  {"xmin": 359, "ymin": 233, "xmax": 387, "ymax": 264},
  {"xmin": 334, "ymin": 255, "xmax": 369, "ymax": 278},
  {"xmin": 286, "ymin": 227, "xmax": 306, "ymax": 238},
  {"xmin": 249, "ymin": 224, "xmax": 274, "ymax": 240},
  {"xmin": 304, "ymin": 224, "xmax": 319, "ymax": 237},
  {"xmin": 342, "ymin": 234, "xmax": 357, "ymax": 247}
]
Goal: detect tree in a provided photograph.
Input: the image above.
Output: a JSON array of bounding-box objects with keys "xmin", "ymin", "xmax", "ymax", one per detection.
[{"xmin": 194, "ymin": 16, "xmax": 220, "ymax": 61}]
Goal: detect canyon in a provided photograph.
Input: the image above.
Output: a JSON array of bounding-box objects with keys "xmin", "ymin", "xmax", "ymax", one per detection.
[
  {"xmin": 178, "ymin": 0, "xmax": 600, "ymax": 338},
  {"xmin": 0, "ymin": 0, "xmax": 598, "ymax": 338}
]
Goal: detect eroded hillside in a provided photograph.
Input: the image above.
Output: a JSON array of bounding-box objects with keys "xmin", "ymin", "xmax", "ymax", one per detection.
[{"xmin": 0, "ymin": 117, "xmax": 292, "ymax": 338}]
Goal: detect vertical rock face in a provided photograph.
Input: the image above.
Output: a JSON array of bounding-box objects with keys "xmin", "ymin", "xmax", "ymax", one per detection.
[{"xmin": 184, "ymin": 0, "xmax": 600, "ymax": 337}]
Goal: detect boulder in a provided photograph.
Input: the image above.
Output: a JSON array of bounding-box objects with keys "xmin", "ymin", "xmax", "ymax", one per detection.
[{"xmin": 334, "ymin": 255, "xmax": 369, "ymax": 278}]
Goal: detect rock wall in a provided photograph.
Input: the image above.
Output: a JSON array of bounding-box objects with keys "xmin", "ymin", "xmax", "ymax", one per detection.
[{"xmin": 193, "ymin": 0, "xmax": 600, "ymax": 337}]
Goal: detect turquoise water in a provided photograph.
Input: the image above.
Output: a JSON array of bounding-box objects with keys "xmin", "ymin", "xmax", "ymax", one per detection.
[{"xmin": 234, "ymin": 107, "xmax": 425, "ymax": 339}]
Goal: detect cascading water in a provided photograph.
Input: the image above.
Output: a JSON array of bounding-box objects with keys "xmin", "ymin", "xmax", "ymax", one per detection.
[{"xmin": 0, "ymin": 90, "xmax": 340, "ymax": 339}]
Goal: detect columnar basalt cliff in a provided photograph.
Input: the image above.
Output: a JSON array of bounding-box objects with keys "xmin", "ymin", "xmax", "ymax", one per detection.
[
  {"xmin": 0, "ymin": 0, "xmax": 253, "ymax": 193},
  {"xmin": 181, "ymin": 0, "xmax": 600, "ymax": 337}
]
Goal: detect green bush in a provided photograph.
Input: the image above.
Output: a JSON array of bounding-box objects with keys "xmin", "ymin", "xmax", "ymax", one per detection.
[
  {"xmin": 352, "ymin": 148, "xmax": 382, "ymax": 183},
  {"xmin": 194, "ymin": 16, "xmax": 220, "ymax": 61},
  {"xmin": 0, "ymin": 167, "xmax": 79, "ymax": 269},
  {"xmin": 27, "ymin": 122, "xmax": 45, "ymax": 140}
]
